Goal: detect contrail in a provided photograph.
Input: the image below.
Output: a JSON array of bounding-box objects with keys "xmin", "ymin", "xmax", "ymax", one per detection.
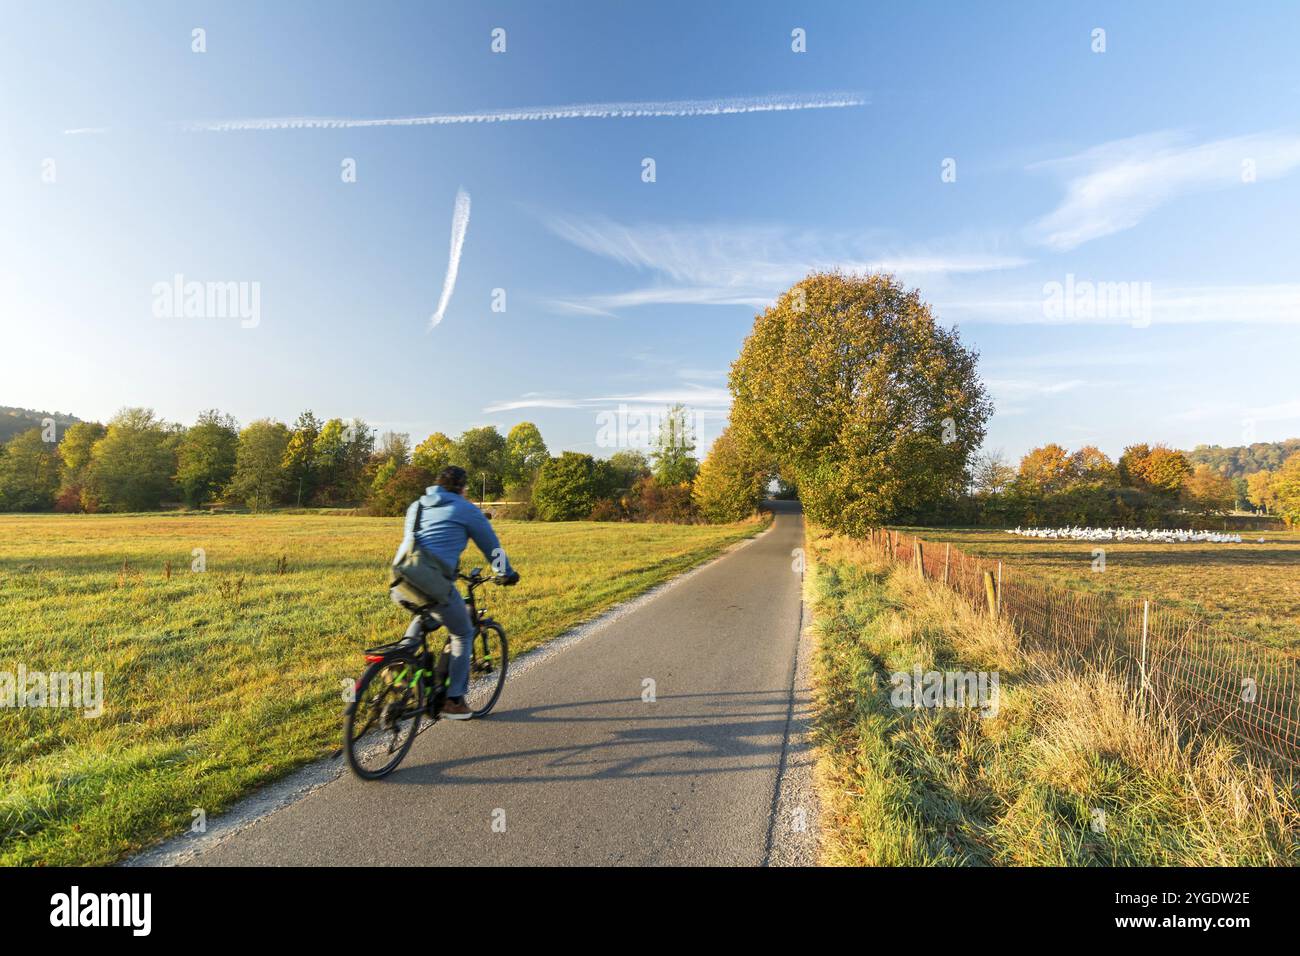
[
  {"xmin": 61, "ymin": 92, "xmax": 865, "ymax": 134},
  {"xmin": 430, "ymin": 187, "xmax": 471, "ymax": 330}
]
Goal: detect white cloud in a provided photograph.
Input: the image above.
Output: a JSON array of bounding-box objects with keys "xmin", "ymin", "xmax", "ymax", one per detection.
[
  {"xmin": 544, "ymin": 215, "xmax": 1028, "ymax": 316},
  {"xmin": 986, "ymin": 378, "xmax": 1089, "ymax": 399},
  {"xmin": 484, "ymin": 385, "xmax": 731, "ymax": 416},
  {"xmin": 1029, "ymin": 130, "xmax": 1300, "ymax": 250}
]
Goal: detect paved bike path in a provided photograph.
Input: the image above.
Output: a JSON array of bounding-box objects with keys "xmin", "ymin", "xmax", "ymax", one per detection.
[{"xmin": 190, "ymin": 502, "xmax": 807, "ymax": 866}]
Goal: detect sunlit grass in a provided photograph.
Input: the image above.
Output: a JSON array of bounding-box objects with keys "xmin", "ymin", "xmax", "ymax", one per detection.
[
  {"xmin": 0, "ymin": 511, "xmax": 767, "ymax": 865},
  {"xmin": 808, "ymin": 529, "xmax": 1299, "ymax": 867}
]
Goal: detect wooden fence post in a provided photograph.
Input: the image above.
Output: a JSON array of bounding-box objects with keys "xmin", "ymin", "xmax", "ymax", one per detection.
[
  {"xmin": 942, "ymin": 543, "xmax": 950, "ymax": 586},
  {"xmin": 996, "ymin": 561, "xmax": 1003, "ymax": 617},
  {"xmin": 983, "ymin": 570, "xmax": 998, "ymax": 618},
  {"xmin": 914, "ymin": 541, "xmax": 925, "ymax": 578},
  {"xmin": 1139, "ymin": 600, "xmax": 1150, "ymax": 716}
]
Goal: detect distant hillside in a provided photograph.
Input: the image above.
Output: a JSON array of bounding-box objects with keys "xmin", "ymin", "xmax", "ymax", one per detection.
[
  {"xmin": 1186, "ymin": 439, "xmax": 1300, "ymax": 478},
  {"xmin": 0, "ymin": 406, "xmax": 82, "ymax": 444}
]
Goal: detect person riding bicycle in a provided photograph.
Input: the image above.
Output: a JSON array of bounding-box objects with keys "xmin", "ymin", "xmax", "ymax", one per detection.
[{"xmin": 393, "ymin": 465, "xmax": 519, "ymax": 719}]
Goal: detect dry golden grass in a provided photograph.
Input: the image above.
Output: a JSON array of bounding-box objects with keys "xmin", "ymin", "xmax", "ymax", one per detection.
[{"xmin": 808, "ymin": 528, "xmax": 1300, "ymax": 866}]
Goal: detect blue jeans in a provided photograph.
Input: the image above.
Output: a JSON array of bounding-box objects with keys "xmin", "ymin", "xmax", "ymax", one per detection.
[{"xmin": 403, "ymin": 589, "xmax": 475, "ymax": 699}]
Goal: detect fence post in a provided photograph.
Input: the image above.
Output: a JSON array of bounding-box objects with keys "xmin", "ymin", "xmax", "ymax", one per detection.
[
  {"xmin": 983, "ymin": 571, "xmax": 997, "ymax": 618},
  {"xmin": 942, "ymin": 543, "xmax": 950, "ymax": 586},
  {"xmin": 996, "ymin": 561, "xmax": 1003, "ymax": 618},
  {"xmin": 915, "ymin": 541, "xmax": 925, "ymax": 578},
  {"xmin": 1139, "ymin": 600, "xmax": 1150, "ymax": 717}
]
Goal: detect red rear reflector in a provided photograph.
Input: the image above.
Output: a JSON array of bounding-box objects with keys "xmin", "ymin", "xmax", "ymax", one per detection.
[{"xmin": 365, "ymin": 654, "xmax": 384, "ymax": 663}]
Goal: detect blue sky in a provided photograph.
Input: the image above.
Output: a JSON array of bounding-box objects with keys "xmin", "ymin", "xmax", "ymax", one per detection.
[{"xmin": 2, "ymin": 1, "xmax": 1298, "ymax": 463}]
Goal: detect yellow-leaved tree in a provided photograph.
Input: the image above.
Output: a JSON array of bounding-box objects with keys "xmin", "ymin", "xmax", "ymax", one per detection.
[
  {"xmin": 729, "ymin": 272, "xmax": 991, "ymax": 535},
  {"xmin": 692, "ymin": 426, "xmax": 769, "ymax": 523}
]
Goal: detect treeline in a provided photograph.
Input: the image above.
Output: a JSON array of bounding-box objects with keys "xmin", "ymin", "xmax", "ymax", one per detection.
[
  {"xmin": 947, "ymin": 442, "xmax": 1300, "ymax": 528},
  {"xmin": 0, "ymin": 406, "xmax": 80, "ymax": 444},
  {"xmin": 1186, "ymin": 439, "xmax": 1300, "ymax": 479},
  {"xmin": 0, "ymin": 404, "xmax": 773, "ymax": 524}
]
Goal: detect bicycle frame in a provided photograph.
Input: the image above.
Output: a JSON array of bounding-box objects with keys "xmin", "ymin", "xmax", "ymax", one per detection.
[{"xmin": 401, "ymin": 572, "xmax": 498, "ymax": 710}]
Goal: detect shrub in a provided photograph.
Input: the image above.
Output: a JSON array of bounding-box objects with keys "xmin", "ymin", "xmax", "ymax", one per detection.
[
  {"xmin": 628, "ymin": 475, "xmax": 696, "ymax": 523},
  {"xmin": 588, "ymin": 498, "xmax": 625, "ymax": 522},
  {"xmin": 533, "ymin": 452, "xmax": 604, "ymax": 521},
  {"xmin": 370, "ymin": 465, "xmax": 435, "ymax": 517}
]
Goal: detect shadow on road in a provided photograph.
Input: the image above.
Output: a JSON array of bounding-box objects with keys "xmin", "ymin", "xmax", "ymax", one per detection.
[{"xmin": 381, "ymin": 689, "xmax": 814, "ymax": 789}]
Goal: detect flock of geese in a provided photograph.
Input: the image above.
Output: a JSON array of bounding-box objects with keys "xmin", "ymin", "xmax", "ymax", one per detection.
[{"xmin": 1007, "ymin": 526, "xmax": 1247, "ymax": 544}]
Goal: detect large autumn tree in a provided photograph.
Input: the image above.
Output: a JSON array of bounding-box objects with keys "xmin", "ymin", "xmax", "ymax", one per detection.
[
  {"xmin": 730, "ymin": 272, "xmax": 991, "ymax": 534},
  {"xmin": 1119, "ymin": 443, "xmax": 1193, "ymax": 497},
  {"xmin": 1017, "ymin": 443, "xmax": 1076, "ymax": 494}
]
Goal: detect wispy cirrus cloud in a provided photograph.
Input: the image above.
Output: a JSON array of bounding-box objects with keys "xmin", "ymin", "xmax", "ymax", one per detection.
[
  {"xmin": 484, "ymin": 384, "xmax": 731, "ymax": 415},
  {"xmin": 985, "ymin": 377, "xmax": 1093, "ymax": 417},
  {"xmin": 1028, "ymin": 130, "xmax": 1300, "ymax": 250},
  {"xmin": 66, "ymin": 92, "xmax": 866, "ymax": 135},
  {"xmin": 544, "ymin": 215, "xmax": 1028, "ymax": 315}
]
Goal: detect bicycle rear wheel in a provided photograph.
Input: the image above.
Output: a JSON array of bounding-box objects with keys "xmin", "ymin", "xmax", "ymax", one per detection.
[
  {"xmin": 465, "ymin": 622, "xmax": 508, "ymax": 717},
  {"xmin": 344, "ymin": 654, "xmax": 425, "ymax": 779}
]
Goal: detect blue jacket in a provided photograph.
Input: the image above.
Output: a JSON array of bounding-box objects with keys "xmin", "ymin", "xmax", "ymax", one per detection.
[{"xmin": 394, "ymin": 485, "xmax": 513, "ymax": 576}]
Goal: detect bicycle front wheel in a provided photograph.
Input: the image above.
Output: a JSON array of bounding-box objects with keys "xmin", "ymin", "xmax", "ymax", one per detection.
[
  {"xmin": 344, "ymin": 654, "xmax": 425, "ymax": 780},
  {"xmin": 466, "ymin": 622, "xmax": 508, "ymax": 717}
]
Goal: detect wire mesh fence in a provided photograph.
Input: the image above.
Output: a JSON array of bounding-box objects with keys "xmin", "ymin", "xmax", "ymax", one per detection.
[{"xmin": 868, "ymin": 528, "xmax": 1300, "ymax": 769}]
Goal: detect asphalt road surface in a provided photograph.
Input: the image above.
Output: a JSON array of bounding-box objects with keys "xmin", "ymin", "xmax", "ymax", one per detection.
[{"xmin": 190, "ymin": 501, "xmax": 808, "ymax": 866}]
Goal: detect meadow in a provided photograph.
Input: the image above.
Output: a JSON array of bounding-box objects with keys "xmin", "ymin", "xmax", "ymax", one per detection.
[
  {"xmin": 0, "ymin": 511, "xmax": 767, "ymax": 865},
  {"xmin": 899, "ymin": 527, "xmax": 1300, "ymax": 648},
  {"xmin": 808, "ymin": 531, "xmax": 1299, "ymax": 866}
]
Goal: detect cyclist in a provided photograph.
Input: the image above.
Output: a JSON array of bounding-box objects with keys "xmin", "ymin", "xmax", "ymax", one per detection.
[{"xmin": 393, "ymin": 465, "xmax": 519, "ymax": 719}]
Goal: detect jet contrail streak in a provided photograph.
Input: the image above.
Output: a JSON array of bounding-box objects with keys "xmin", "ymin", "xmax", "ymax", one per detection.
[
  {"xmin": 156, "ymin": 92, "xmax": 866, "ymax": 133},
  {"xmin": 430, "ymin": 187, "xmax": 471, "ymax": 330}
]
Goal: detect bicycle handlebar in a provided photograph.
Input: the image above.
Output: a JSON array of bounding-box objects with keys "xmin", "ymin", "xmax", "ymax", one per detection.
[{"xmin": 459, "ymin": 570, "xmax": 516, "ymax": 586}]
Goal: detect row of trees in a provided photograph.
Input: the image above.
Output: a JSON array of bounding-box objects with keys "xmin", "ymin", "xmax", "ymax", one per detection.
[
  {"xmin": 0, "ymin": 402, "xmax": 773, "ymax": 524},
  {"xmin": 963, "ymin": 442, "xmax": 1248, "ymax": 527},
  {"xmin": 516, "ymin": 405, "xmax": 771, "ymax": 523},
  {"xmin": 0, "ymin": 408, "xmax": 382, "ymax": 513},
  {"xmin": 1186, "ymin": 439, "xmax": 1300, "ymax": 480}
]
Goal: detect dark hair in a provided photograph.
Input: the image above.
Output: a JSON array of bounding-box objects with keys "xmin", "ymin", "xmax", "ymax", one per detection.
[{"xmin": 436, "ymin": 465, "xmax": 468, "ymax": 493}]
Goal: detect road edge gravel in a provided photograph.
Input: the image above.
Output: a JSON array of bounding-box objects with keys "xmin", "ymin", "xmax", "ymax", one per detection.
[{"xmin": 763, "ymin": 535, "xmax": 822, "ymax": 866}]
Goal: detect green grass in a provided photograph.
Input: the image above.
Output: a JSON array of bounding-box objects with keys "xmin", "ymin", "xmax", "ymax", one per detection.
[
  {"xmin": 809, "ymin": 530, "xmax": 1299, "ymax": 866},
  {"xmin": 898, "ymin": 526, "xmax": 1300, "ymax": 648},
  {"xmin": 0, "ymin": 511, "xmax": 767, "ymax": 865}
]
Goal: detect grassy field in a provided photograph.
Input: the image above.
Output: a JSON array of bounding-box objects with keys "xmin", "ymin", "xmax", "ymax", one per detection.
[
  {"xmin": 899, "ymin": 527, "xmax": 1300, "ymax": 648},
  {"xmin": 808, "ymin": 530, "xmax": 1300, "ymax": 866},
  {"xmin": 0, "ymin": 511, "xmax": 767, "ymax": 866}
]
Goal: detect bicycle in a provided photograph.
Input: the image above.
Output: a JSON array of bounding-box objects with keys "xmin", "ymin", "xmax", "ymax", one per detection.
[{"xmin": 344, "ymin": 567, "xmax": 511, "ymax": 780}]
